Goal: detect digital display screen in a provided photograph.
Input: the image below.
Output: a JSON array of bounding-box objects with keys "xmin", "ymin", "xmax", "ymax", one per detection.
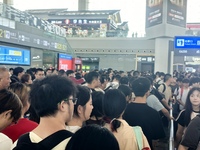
[
  {"xmin": 0, "ymin": 45, "xmax": 31, "ymax": 65},
  {"xmin": 58, "ymin": 53, "xmax": 72, "ymax": 71}
]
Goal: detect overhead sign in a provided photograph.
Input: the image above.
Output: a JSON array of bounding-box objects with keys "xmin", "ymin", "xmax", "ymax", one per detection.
[
  {"xmin": 174, "ymin": 36, "xmax": 200, "ymax": 49},
  {"xmin": 0, "ymin": 25, "xmax": 67, "ymax": 52},
  {"xmin": 174, "ymin": 49, "xmax": 200, "ymax": 56}
]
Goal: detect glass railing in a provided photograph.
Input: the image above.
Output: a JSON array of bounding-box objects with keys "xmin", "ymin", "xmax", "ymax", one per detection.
[{"xmin": 66, "ymin": 29, "xmax": 146, "ymax": 38}]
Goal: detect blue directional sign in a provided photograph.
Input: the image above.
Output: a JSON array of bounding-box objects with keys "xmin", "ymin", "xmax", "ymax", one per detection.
[{"xmin": 174, "ymin": 36, "xmax": 200, "ymax": 49}]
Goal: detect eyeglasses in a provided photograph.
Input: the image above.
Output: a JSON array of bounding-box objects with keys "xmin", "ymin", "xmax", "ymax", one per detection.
[{"xmin": 63, "ymin": 98, "xmax": 78, "ymax": 105}]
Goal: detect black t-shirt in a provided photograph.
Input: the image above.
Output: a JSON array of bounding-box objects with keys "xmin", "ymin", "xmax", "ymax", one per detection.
[
  {"xmin": 176, "ymin": 110, "xmax": 186, "ymax": 127},
  {"xmin": 180, "ymin": 115, "xmax": 200, "ymax": 150},
  {"xmin": 123, "ymin": 103, "xmax": 165, "ymax": 149}
]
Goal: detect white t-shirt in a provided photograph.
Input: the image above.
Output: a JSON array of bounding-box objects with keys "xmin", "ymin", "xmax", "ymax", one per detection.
[
  {"xmin": 177, "ymin": 88, "xmax": 190, "ymax": 110},
  {"xmin": 0, "ymin": 133, "xmax": 13, "ymax": 150},
  {"xmin": 66, "ymin": 126, "xmax": 81, "ymax": 133},
  {"xmin": 147, "ymin": 95, "xmax": 164, "ymax": 112}
]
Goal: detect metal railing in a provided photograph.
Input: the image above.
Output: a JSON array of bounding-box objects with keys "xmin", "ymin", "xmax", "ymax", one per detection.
[{"xmin": 169, "ymin": 101, "xmax": 175, "ymax": 150}]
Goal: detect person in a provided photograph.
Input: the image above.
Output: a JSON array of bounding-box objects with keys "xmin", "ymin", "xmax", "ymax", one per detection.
[
  {"xmin": 103, "ymin": 89, "xmax": 150, "ymax": 150},
  {"xmin": 85, "ymin": 71, "xmax": 100, "ymax": 92},
  {"xmin": 123, "ymin": 77, "xmax": 165, "ymax": 149},
  {"xmin": 9, "ymin": 68, "xmax": 13, "ymax": 76},
  {"xmin": 119, "ymin": 76, "xmax": 129, "ymax": 85},
  {"xmin": 86, "ymin": 91, "xmax": 104, "ymax": 126},
  {"xmin": 21, "ymin": 74, "xmax": 33, "ymax": 85},
  {"xmin": 13, "ymin": 75, "xmax": 77, "ymax": 150},
  {"xmin": 52, "ymin": 68, "xmax": 58, "ymax": 75},
  {"xmin": 178, "ymin": 114, "xmax": 200, "ymax": 150},
  {"xmin": 10, "ymin": 67, "xmax": 24, "ymax": 84},
  {"xmin": 66, "ymin": 85, "xmax": 93, "ymax": 133},
  {"xmin": 176, "ymin": 78, "xmax": 190, "ymax": 111},
  {"xmin": 98, "ymin": 74, "xmax": 109, "ymax": 93},
  {"xmin": 0, "ymin": 89, "xmax": 22, "ymax": 131},
  {"xmin": 0, "ymin": 67, "xmax": 11, "ymax": 90},
  {"xmin": 1, "ymin": 83, "xmax": 38, "ymax": 142},
  {"xmin": 111, "ymin": 74, "xmax": 121, "ymax": 89},
  {"xmin": 189, "ymin": 77, "xmax": 200, "ymax": 88},
  {"xmin": 118, "ymin": 84, "xmax": 132, "ymax": 103},
  {"xmin": 34, "ymin": 68, "xmax": 45, "ymax": 80},
  {"xmin": 45, "ymin": 68, "xmax": 52, "ymax": 76},
  {"xmin": 175, "ymin": 87, "xmax": 200, "ymax": 148},
  {"xmin": 58, "ymin": 70, "xmax": 67, "ymax": 77},
  {"xmin": 0, "ymin": 89, "xmax": 22, "ymax": 150},
  {"xmin": 67, "ymin": 70, "xmax": 85, "ymax": 84},
  {"xmin": 146, "ymin": 76, "xmax": 172, "ymax": 120},
  {"xmin": 66, "ymin": 124, "xmax": 120, "ymax": 150},
  {"xmin": 158, "ymin": 73, "xmax": 173, "ymax": 110}
]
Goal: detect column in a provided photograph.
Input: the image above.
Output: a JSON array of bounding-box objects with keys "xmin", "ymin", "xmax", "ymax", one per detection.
[
  {"xmin": 154, "ymin": 38, "xmax": 172, "ymax": 73},
  {"xmin": 3, "ymin": 0, "xmax": 13, "ymax": 5},
  {"xmin": 78, "ymin": 0, "xmax": 89, "ymax": 11}
]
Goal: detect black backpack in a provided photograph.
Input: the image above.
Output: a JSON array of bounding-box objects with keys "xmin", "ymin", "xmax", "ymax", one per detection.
[{"xmin": 13, "ymin": 130, "xmax": 73, "ymax": 150}]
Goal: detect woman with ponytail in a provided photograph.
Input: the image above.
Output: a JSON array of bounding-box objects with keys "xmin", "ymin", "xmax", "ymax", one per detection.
[{"xmin": 103, "ymin": 89, "xmax": 150, "ymax": 150}]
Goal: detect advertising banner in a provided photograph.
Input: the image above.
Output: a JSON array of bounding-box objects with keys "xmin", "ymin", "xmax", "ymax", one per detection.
[
  {"xmin": 145, "ymin": 0, "xmax": 163, "ymax": 28},
  {"xmin": 167, "ymin": 0, "xmax": 187, "ymax": 27},
  {"xmin": 58, "ymin": 53, "xmax": 72, "ymax": 71}
]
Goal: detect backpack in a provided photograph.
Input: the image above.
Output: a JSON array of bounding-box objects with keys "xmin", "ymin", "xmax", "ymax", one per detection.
[
  {"xmin": 13, "ymin": 130, "xmax": 73, "ymax": 150},
  {"xmin": 154, "ymin": 80, "xmax": 162, "ymax": 89}
]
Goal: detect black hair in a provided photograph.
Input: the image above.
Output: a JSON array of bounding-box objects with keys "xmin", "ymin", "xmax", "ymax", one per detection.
[
  {"xmin": 103, "ymin": 89, "xmax": 127, "ymax": 132},
  {"xmin": 160, "ymin": 72, "xmax": 165, "ymax": 77},
  {"xmin": 66, "ymin": 124, "xmax": 119, "ymax": 150},
  {"xmin": 112, "ymin": 74, "xmax": 121, "ymax": 82},
  {"xmin": 9, "ymin": 68, "xmax": 14, "ymax": 71},
  {"xmin": 35, "ymin": 68, "xmax": 44, "ymax": 74},
  {"xmin": 66, "ymin": 70, "xmax": 74, "ymax": 76},
  {"xmin": 75, "ymin": 73, "xmax": 82, "ymax": 79},
  {"xmin": 90, "ymin": 91, "xmax": 104, "ymax": 119},
  {"xmin": 182, "ymin": 78, "xmax": 190, "ymax": 83},
  {"xmin": 164, "ymin": 74, "xmax": 172, "ymax": 82},
  {"xmin": 30, "ymin": 75, "xmax": 77, "ymax": 117},
  {"xmin": 133, "ymin": 71, "xmax": 140, "ymax": 77},
  {"xmin": 58, "ymin": 69, "xmax": 66, "ymax": 76},
  {"xmin": 176, "ymin": 77, "xmax": 183, "ymax": 82},
  {"xmin": 129, "ymin": 76, "xmax": 137, "ymax": 88},
  {"xmin": 184, "ymin": 87, "xmax": 200, "ymax": 126},
  {"xmin": 120, "ymin": 76, "xmax": 129, "ymax": 85},
  {"xmin": 189, "ymin": 77, "xmax": 200, "ymax": 86},
  {"xmin": 0, "ymin": 89, "xmax": 22, "ymax": 124},
  {"xmin": 118, "ymin": 85, "xmax": 131, "ymax": 97},
  {"xmin": 131, "ymin": 77, "xmax": 150, "ymax": 97},
  {"xmin": 155, "ymin": 71, "xmax": 160, "ymax": 76},
  {"xmin": 100, "ymin": 74, "xmax": 109, "ymax": 84},
  {"xmin": 85, "ymin": 71, "xmax": 99, "ymax": 84},
  {"xmin": 13, "ymin": 67, "xmax": 24, "ymax": 76},
  {"xmin": 74, "ymin": 85, "xmax": 91, "ymax": 117},
  {"xmin": 146, "ymin": 76, "xmax": 153, "ymax": 85}
]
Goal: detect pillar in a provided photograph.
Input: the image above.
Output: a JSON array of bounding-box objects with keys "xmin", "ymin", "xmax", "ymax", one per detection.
[
  {"xmin": 78, "ymin": 0, "xmax": 89, "ymax": 11},
  {"xmin": 154, "ymin": 38, "xmax": 172, "ymax": 73}
]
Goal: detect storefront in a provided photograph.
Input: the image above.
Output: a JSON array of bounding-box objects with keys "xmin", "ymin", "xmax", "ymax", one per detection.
[{"xmin": 80, "ymin": 57, "xmax": 99, "ymax": 71}]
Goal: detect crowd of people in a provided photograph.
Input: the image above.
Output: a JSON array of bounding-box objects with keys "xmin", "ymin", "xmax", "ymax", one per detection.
[{"xmin": 0, "ymin": 66, "xmax": 200, "ymax": 150}]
